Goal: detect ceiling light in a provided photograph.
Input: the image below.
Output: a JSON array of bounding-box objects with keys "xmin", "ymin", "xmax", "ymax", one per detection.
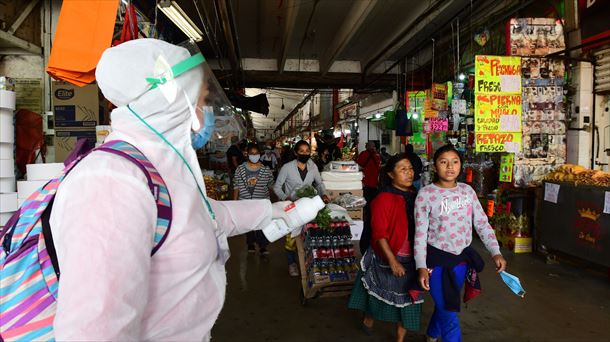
[
  {"xmin": 375, "ymin": 113, "xmax": 382, "ymax": 119},
  {"xmin": 281, "ymin": 98, "xmax": 285, "ymax": 110},
  {"xmin": 412, "ymin": 112, "xmax": 419, "ymax": 119},
  {"xmin": 458, "ymin": 73, "xmax": 466, "ymax": 81},
  {"xmin": 158, "ymin": 1, "xmax": 203, "ymax": 42}
]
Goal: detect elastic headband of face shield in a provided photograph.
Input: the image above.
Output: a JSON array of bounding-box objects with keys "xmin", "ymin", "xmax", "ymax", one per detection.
[{"xmin": 144, "ymin": 40, "xmax": 206, "ymax": 133}]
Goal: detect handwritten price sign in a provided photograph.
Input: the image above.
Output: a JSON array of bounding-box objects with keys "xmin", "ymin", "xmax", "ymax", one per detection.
[
  {"xmin": 475, "ymin": 55, "xmax": 523, "ymax": 152},
  {"xmin": 428, "ymin": 118, "xmax": 448, "ymax": 132},
  {"xmin": 475, "ymin": 132, "xmax": 522, "ymax": 152}
]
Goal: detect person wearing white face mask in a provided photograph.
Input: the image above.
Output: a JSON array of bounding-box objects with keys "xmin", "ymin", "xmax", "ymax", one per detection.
[
  {"xmin": 233, "ymin": 143, "xmax": 274, "ymax": 255},
  {"xmin": 46, "ymin": 39, "xmax": 298, "ymax": 341}
]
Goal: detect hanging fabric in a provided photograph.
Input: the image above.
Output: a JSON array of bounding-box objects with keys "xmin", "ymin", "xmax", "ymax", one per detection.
[
  {"xmin": 113, "ymin": 3, "xmax": 139, "ymax": 46},
  {"xmin": 46, "ymin": 0, "xmax": 119, "ymax": 86},
  {"xmin": 395, "ymin": 103, "xmax": 413, "ymax": 137}
]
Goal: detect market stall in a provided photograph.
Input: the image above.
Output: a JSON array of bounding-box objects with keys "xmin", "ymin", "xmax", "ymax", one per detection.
[{"xmin": 539, "ymin": 165, "xmax": 610, "ymax": 266}]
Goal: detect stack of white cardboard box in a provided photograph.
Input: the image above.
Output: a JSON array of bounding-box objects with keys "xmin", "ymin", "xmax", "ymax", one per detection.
[
  {"xmin": 0, "ymin": 85, "xmax": 17, "ymax": 228},
  {"xmin": 322, "ymin": 161, "xmax": 364, "ymax": 220},
  {"xmin": 17, "ymin": 163, "xmax": 65, "ymax": 206}
]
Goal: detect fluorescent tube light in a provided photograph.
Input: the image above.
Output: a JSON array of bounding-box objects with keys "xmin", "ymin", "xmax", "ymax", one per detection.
[{"xmin": 158, "ymin": 1, "xmax": 203, "ymax": 42}]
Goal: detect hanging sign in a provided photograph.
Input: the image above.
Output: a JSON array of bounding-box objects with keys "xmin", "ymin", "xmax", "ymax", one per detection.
[
  {"xmin": 425, "ymin": 118, "xmax": 448, "ymax": 133},
  {"xmin": 475, "ymin": 55, "xmax": 522, "ymax": 93},
  {"xmin": 424, "ymin": 90, "xmax": 438, "ymax": 118},
  {"xmin": 431, "ymin": 83, "xmax": 448, "ymax": 111},
  {"xmin": 475, "ymin": 132, "xmax": 522, "ymax": 153},
  {"xmin": 475, "ymin": 55, "xmax": 522, "ymax": 152},
  {"xmin": 499, "ymin": 153, "xmax": 515, "ymax": 182}
]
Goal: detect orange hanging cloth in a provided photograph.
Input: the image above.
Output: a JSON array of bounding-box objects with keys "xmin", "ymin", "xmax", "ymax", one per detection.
[{"xmin": 46, "ymin": 0, "xmax": 119, "ymax": 86}]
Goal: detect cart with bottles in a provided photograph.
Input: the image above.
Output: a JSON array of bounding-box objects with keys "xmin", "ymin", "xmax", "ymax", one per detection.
[{"xmin": 295, "ymin": 220, "xmax": 360, "ymax": 306}]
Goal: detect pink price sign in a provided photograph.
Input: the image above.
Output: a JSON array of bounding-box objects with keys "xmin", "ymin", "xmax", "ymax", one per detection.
[{"xmin": 428, "ymin": 118, "xmax": 448, "ymax": 132}]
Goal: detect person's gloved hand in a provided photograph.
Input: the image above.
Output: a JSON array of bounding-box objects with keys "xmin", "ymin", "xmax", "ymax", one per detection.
[{"xmin": 271, "ymin": 201, "xmax": 294, "ymax": 226}]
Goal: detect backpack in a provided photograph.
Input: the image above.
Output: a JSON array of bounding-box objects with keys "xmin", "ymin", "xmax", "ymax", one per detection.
[{"xmin": 0, "ymin": 140, "xmax": 172, "ymax": 341}]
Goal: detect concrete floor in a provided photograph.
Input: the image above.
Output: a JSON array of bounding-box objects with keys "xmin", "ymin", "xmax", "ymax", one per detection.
[{"xmin": 212, "ymin": 237, "xmax": 610, "ymax": 341}]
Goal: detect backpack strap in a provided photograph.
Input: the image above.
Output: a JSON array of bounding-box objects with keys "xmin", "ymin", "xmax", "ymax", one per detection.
[{"xmin": 1, "ymin": 140, "xmax": 172, "ymax": 270}]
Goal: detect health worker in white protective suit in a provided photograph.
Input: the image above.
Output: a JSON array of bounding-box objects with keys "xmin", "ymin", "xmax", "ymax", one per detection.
[{"xmin": 49, "ymin": 39, "xmax": 292, "ymax": 341}]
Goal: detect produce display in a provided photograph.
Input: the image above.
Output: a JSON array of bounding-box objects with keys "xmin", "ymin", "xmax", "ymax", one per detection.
[
  {"xmin": 203, "ymin": 175, "xmax": 229, "ymax": 200},
  {"xmin": 544, "ymin": 164, "xmax": 610, "ymax": 187},
  {"xmin": 302, "ymin": 221, "xmax": 358, "ymax": 286}
]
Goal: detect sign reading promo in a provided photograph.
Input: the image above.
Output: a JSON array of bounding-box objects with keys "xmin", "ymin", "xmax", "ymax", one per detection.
[{"xmin": 475, "ymin": 55, "xmax": 522, "ymax": 153}]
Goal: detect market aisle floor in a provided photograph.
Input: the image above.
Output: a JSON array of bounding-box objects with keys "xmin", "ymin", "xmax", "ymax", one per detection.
[{"xmin": 212, "ymin": 237, "xmax": 610, "ymax": 342}]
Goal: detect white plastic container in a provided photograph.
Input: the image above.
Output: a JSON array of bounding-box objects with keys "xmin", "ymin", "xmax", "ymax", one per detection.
[
  {"xmin": 262, "ymin": 195, "xmax": 325, "ymax": 242},
  {"xmin": 0, "ymin": 177, "xmax": 16, "ymax": 193},
  {"xmin": 0, "ymin": 159, "xmax": 14, "ymax": 177},
  {"xmin": 0, "ymin": 142, "xmax": 13, "ymax": 160},
  {"xmin": 17, "ymin": 180, "xmax": 48, "ymax": 199},
  {"xmin": 0, "ymin": 108, "xmax": 14, "ymax": 143},
  {"xmin": 0, "ymin": 90, "xmax": 16, "ymax": 110},
  {"xmin": 26, "ymin": 163, "xmax": 64, "ymax": 181},
  {"xmin": 330, "ymin": 161, "xmax": 359, "ymax": 172},
  {"xmin": 0, "ymin": 192, "xmax": 18, "ymax": 212},
  {"xmin": 1, "ymin": 211, "xmax": 16, "ymax": 227}
]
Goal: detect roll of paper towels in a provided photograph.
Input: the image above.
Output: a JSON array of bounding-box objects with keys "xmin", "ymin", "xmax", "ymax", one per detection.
[
  {"xmin": 0, "ymin": 109, "xmax": 14, "ymax": 143},
  {"xmin": 0, "ymin": 159, "xmax": 14, "ymax": 177},
  {"xmin": 0, "ymin": 177, "xmax": 16, "ymax": 192},
  {"xmin": 18, "ymin": 180, "xmax": 48, "ymax": 199},
  {"xmin": 26, "ymin": 163, "xmax": 64, "ymax": 181},
  {"xmin": 1, "ymin": 211, "xmax": 16, "ymax": 227},
  {"xmin": 0, "ymin": 192, "xmax": 18, "ymax": 212},
  {"xmin": 0, "ymin": 90, "xmax": 16, "ymax": 110},
  {"xmin": 0, "ymin": 142, "xmax": 13, "ymax": 160}
]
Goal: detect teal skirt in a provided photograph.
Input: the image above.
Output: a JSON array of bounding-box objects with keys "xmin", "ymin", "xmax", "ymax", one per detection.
[{"xmin": 348, "ymin": 271, "xmax": 422, "ymax": 331}]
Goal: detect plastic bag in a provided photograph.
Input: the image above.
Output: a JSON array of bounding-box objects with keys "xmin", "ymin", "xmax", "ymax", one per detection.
[{"xmin": 332, "ymin": 193, "xmax": 367, "ymax": 209}]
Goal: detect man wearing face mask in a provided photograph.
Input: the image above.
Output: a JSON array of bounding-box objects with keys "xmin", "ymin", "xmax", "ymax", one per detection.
[
  {"xmin": 46, "ymin": 39, "xmax": 297, "ymax": 341},
  {"xmin": 274, "ymin": 140, "xmax": 329, "ymax": 276},
  {"xmin": 233, "ymin": 143, "xmax": 274, "ymax": 255}
]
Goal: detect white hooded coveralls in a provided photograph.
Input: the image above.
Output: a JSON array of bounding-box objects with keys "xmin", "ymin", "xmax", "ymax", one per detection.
[{"xmin": 49, "ymin": 39, "xmax": 272, "ymax": 341}]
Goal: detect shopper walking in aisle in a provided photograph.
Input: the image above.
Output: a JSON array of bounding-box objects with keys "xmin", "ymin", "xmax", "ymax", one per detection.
[
  {"xmin": 234, "ymin": 143, "xmax": 274, "ymax": 256},
  {"xmin": 380, "ymin": 147, "xmax": 391, "ymax": 165},
  {"xmin": 404, "ymin": 144, "xmax": 423, "ymax": 190},
  {"xmin": 357, "ymin": 141, "xmax": 382, "ymax": 204},
  {"xmin": 31, "ymin": 39, "xmax": 296, "ymax": 341},
  {"xmin": 226, "ymin": 136, "xmax": 247, "ymax": 175},
  {"xmin": 357, "ymin": 141, "xmax": 382, "ymax": 255},
  {"xmin": 315, "ymin": 146, "xmax": 332, "ymax": 172},
  {"xmin": 261, "ymin": 145, "xmax": 279, "ymax": 171},
  {"xmin": 414, "ymin": 144, "xmax": 507, "ymax": 342},
  {"xmin": 348, "ymin": 154, "xmax": 423, "ymax": 342},
  {"xmin": 274, "ymin": 140, "xmax": 329, "ymax": 276}
]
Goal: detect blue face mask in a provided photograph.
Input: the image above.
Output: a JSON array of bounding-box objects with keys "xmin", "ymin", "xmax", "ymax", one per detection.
[
  {"xmin": 500, "ymin": 271, "xmax": 526, "ymax": 298},
  {"xmin": 191, "ymin": 106, "xmax": 216, "ymax": 150}
]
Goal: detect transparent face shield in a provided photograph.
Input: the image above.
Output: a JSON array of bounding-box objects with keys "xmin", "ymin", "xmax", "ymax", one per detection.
[{"xmin": 146, "ymin": 40, "xmax": 245, "ymax": 150}]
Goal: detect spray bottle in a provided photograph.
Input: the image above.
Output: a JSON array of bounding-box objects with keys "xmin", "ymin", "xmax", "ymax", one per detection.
[{"xmin": 262, "ymin": 195, "xmax": 326, "ymax": 242}]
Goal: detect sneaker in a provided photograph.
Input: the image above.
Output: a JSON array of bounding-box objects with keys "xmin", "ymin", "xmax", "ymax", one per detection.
[
  {"xmin": 247, "ymin": 245, "xmax": 256, "ymax": 254},
  {"xmin": 260, "ymin": 248, "xmax": 270, "ymax": 256},
  {"xmin": 288, "ymin": 263, "xmax": 299, "ymax": 277}
]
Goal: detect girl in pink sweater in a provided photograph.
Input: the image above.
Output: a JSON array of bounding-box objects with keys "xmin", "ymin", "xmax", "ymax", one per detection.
[{"xmin": 414, "ymin": 144, "xmax": 507, "ymax": 342}]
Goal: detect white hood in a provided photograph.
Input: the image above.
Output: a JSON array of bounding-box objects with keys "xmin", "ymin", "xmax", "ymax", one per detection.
[{"xmin": 96, "ymin": 38, "xmax": 207, "ymax": 197}]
